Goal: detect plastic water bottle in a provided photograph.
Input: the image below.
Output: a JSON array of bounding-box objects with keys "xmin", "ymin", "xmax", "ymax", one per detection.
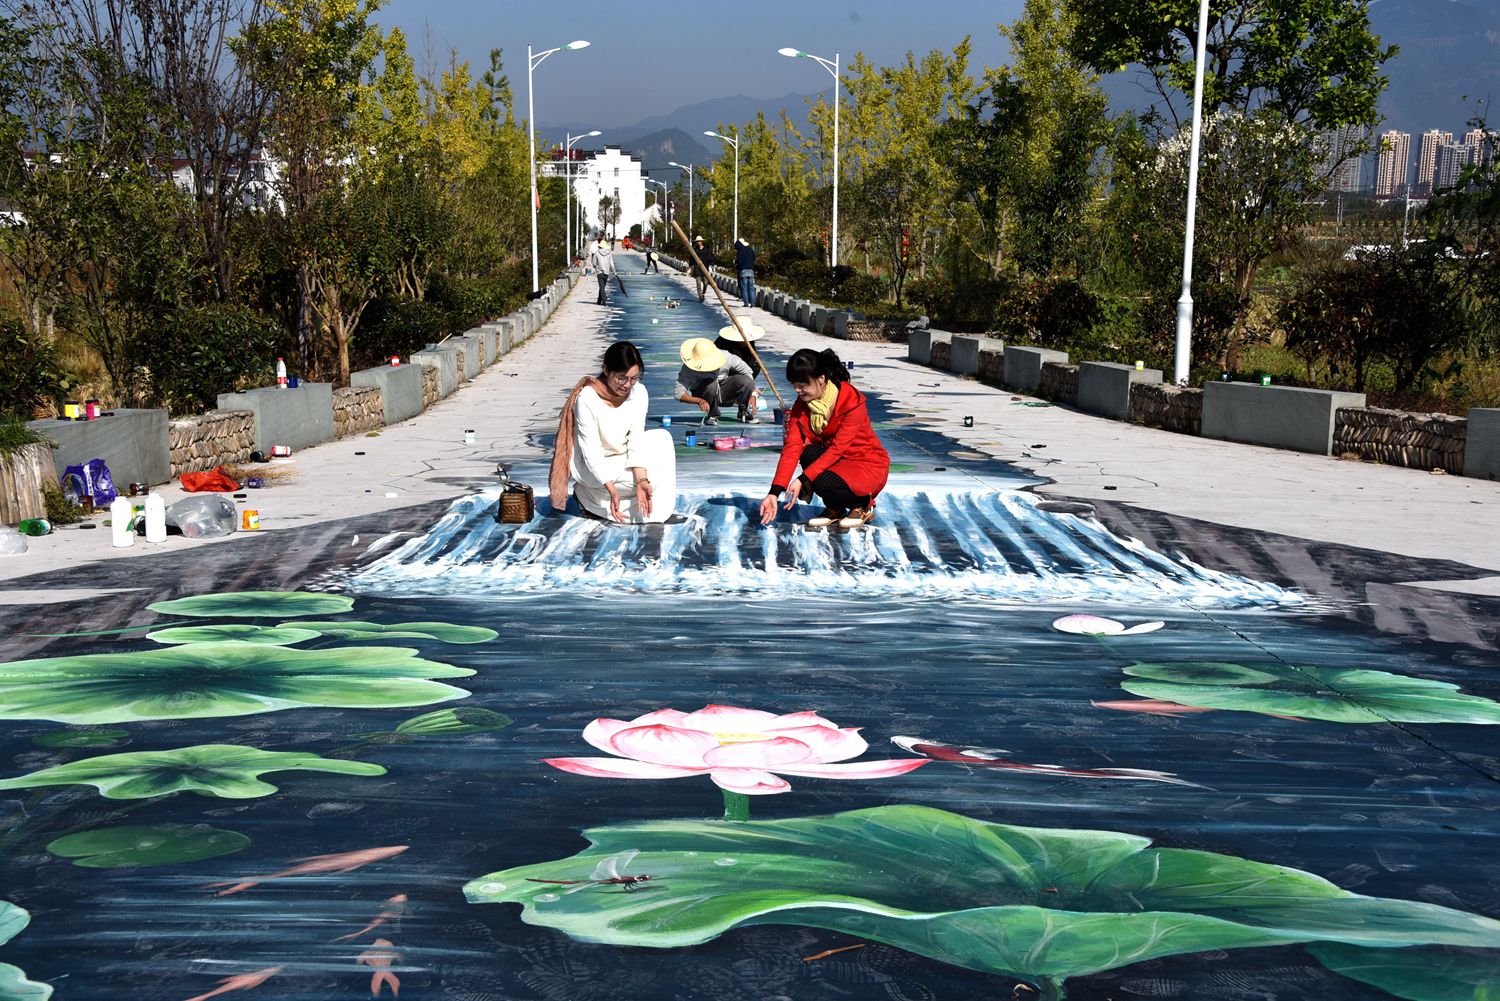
[
  {"xmin": 276, "ymin": 357, "xmax": 288, "ymax": 388},
  {"xmin": 110, "ymin": 497, "xmax": 135, "ymax": 548},
  {"xmin": 144, "ymin": 493, "xmax": 166, "ymax": 543}
]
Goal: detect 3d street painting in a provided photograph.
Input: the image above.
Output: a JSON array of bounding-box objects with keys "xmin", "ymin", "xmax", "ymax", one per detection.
[{"xmin": 2, "ymin": 276, "xmax": 1498, "ymax": 1000}]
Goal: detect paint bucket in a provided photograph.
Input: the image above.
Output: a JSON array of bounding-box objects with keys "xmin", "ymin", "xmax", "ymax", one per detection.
[
  {"xmin": 773, "ymin": 408, "xmax": 785, "ymax": 425},
  {"xmin": 661, "ymin": 416, "xmax": 672, "ymax": 428},
  {"xmin": 1260, "ymin": 374, "xmax": 1272, "ymax": 387},
  {"xmin": 287, "ymin": 376, "xmax": 300, "ymax": 388},
  {"xmin": 63, "ymin": 402, "xmax": 81, "ymax": 420},
  {"xmin": 464, "ymin": 430, "xmax": 476, "ymax": 444},
  {"xmin": 85, "ymin": 400, "xmax": 100, "ymax": 420},
  {"xmin": 241, "ymin": 509, "xmax": 261, "ymax": 530},
  {"xmin": 685, "ymin": 431, "xmax": 698, "ymax": 447},
  {"xmin": 270, "ymin": 445, "xmax": 292, "ymax": 458},
  {"xmin": 1135, "ymin": 360, "xmax": 1144, "ymax": 371},
  {"xmin": 390, "ymin": 355, "xmax": 401, "ymax": 366},
  {"xmin": 963, "ymin": 416, "xmax": 974, "ymax": 428}
]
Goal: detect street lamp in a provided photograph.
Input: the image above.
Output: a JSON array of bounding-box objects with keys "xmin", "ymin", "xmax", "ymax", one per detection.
[
  {"xmin": 527, "ymin": 38, "xmax": 590, "ymax": 293},
  {"xmin": 1171, "ymin": 0, "xmax": 1210, "ymax": 385},
  {"xmin": 779, "ymin": 46, "xmax": 840, "ymax": 267},
  {"xmin": 565, "ymin": 130, "xmax": 601, "ymax": 263},
  {"xmin": 708, "ymin": 129, "xmax": 744, "ymax": 243},
  {"xmin": 646, "ymin": 179, "xmax": 669, "ymax": 245},
  {"xmin": 667, "ymin": 160, "xmax": 694, "ymax": 234}
]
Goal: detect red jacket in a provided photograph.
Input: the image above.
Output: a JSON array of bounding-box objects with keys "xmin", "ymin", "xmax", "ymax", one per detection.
[{"xmin": 772, "ymin": 381, "xmax": 890, "ymax": 499}]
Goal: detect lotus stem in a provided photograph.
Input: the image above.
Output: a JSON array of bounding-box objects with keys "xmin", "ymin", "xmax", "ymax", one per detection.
[{"xmin": 721, "ymin": 791, "xmax": 750, "ymax": 821}]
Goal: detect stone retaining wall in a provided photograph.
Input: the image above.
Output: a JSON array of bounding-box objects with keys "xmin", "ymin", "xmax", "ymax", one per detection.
[
  {"xmin": 845, "ymin": 319, "xmax": 912, "ymax": 343},
  {"xmin": 169, "ymin": 409, "xmax": 255, "ymax": 477},
  {"xmin": 977, "ymin": 346, "xmax": 1006, "ymax": 385},
  {"xmin": 929, "ymin": 339, "xmax": 952, "ymax": 371},
  {"xmin": 1038, "ymin": 362, "xmax": 1079, "ymax": 406},
  {"xmin": 1131, "ymin": 384, "xmax": 1203, "ymax": 436},
  {"xmin": 1334, "ymin": 407, "xmax": 1467, "ymax": 474},
  {"xmin": 422, "ymin": 367, "xmax": 439, "ymax": 410},
  {"xmin": 333, "ymin": 386, "xmax": 384, "ymax": 438}
]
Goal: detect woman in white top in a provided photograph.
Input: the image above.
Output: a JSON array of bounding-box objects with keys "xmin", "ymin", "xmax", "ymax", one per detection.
[{"xmin": 548, "ymin": 341, "xmax": 677, "ymax": 523}]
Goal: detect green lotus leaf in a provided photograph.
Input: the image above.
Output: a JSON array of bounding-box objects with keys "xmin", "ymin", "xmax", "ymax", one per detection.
[
  {"xmin": 31, "ymin": 728, "xmax": 130, "ymax": 750},
  {"xmin": 394, "ymin": 707, "xmax": 513, "ymax": 736},
  {"xmin": 0, "ymin": 642, "xmax": 474, "ymax": 724},
  {"xmin": 279, "ymin": 620, "xmax": 498, "ymax": 644},
  {"xmin": 0, "ymin": 901, "xmax": 52, "ymax": 1000},
  {"xmin": 1309, "ymin": 943, "xmax": 1500, "ymax": 1000},
  {"xmin": 147, "ymin": 590, "xmax": 354, "ymax": 618},
  {"xmin": 465, "ymin": 805, "xmax": 1500, "ymax": 998},
  {"xmin": 47, "ymin": 823, "xmax": 250, "ymax": 868},
  {"xmin": 147, "ymin": 625, "xmax": 322, "ymax": 646},
  {"xmin": 1122, "ymin": 662, "xmax": 1500, "ymax": 724},
  {"xmin": 0, "ymin": 744, "xmax": 385, "ymax": 799}
]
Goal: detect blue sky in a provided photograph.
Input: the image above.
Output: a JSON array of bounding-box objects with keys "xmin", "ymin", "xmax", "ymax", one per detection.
[{"xmin": 375, "ymin": 0, "xmax": 1026, "ymax": 127}]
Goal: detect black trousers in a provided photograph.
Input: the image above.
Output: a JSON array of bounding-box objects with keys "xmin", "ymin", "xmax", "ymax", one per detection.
[
  {"xmin": 694, "ymin": 372, "xmax": 754, "ymax": 419},
  {"xmin": 798, "ymin": 442, "xmax": 868, "ymax": 511},
  {"xmin": 596, "ymin": 274, "xmax": 610, "ymax": 304}
]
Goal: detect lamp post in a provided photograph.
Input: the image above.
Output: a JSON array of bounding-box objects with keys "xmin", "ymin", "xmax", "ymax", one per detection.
[
  {"xmin": 667, "ymin": 160, "xmax": 694, "ymax": 233},
  {"xmin": 646, "ymin": 179, "xmax": 669, "ymax": 246},
  {"xmin": 708, "ymin": 129, "xmax": 744, "ymax": 243},
  {"xmin": 779, "ymin": 46, "xmax": 840, "ymax": 267},
  {"xmin": 527, "ymin": 38, "xmax": 590, "ymax": 293},
  {"xmin": 565, "ymin": 130, "xmax": 601, "ymax": 264},
  {"xmin": 1171, "ymin": 0, "xmax": 1211, "ymax": 386}
]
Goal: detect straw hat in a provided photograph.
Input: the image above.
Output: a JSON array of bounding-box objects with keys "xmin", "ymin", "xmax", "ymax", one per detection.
[
  {"xmin": 680, "ymin": 337, "xmax": 727, "ymax": 372},
  {"xmin": 693, "ymin": 234, "xmax": 705, "ymax": 243},
  {"xmin": 717, "ymin": 322, "xmax": 764, "ymax": 343}
]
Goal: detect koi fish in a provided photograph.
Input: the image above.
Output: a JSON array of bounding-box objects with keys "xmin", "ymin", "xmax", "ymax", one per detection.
[
  {"xmin": 334, "ymin": 894, "xmax": 408, "ymax": 942},
  {"xmin": 357, "ymin": 939, "xmax": 401, "ymax": 998},
  {"xmin": 891, "ymin": 736, "xmax": 1197, "ymax": 787},
  {"xmin": 180, "ymin": 966, "xmax": 283, "ymax": 1001},
  {"xmin": 207, "ymin": 846, "xmax": 409, "ymax": 897},
  {"xmin": 1090, "ymin": 698, "xmax": 1218, "ymax": 717}
]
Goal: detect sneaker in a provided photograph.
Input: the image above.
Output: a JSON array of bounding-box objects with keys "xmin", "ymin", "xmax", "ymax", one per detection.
[
  {"xmin": 703, "ymin": 415, "xmax": 720, "ymax": 426},
  {"xmin": 837, "ymin": 507, "xmax": 875, "ymax": 530},
  {"xmin": 737, "ymin": 405, "xmax": 762, "ymax": 424},
  {"xmin": 807, "ymin": 507, "xmax": 847, "ymax": 528}
]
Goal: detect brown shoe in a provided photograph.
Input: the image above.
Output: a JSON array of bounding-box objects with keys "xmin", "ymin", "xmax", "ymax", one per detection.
[
  {"xmin": 807, "ymin": 507, "xmax": 848, "ymax": 528},
  {"xmin": 837, "ymin": 507, "xmax": 874, "ymax": 529}
]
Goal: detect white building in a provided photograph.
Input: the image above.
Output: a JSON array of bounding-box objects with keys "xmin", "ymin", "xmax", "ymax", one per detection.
[
  {"xmin": 542, "ymin": 145, "xmax": 647, "ymax": 240},
  {"xmin": 1373, "ymin": 130, "xmax": 1410, "ymax": 198}
]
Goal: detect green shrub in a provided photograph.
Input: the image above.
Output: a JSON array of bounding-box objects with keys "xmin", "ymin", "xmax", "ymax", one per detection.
[
  {"xmin": 0, "ymin": 319, "xmax": 70, "ymax": 417},
  {"xmin": 994, "ymin": 276, "xmax": 1100, "ymax": 349},
  {"xmin": 138, "ymin": 304, "xmax": 282, "ymax": 415}
]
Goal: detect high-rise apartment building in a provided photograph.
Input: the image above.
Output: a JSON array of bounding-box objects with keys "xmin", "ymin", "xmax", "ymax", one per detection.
[
  {"xmin": 1416, "ymin": 129, "xmax": 1453, "ymax": 195},
  {"xmin": 1435, "ymin": 142, "xmax": 1475, "ymax": 191},
  {"xmin": 1373, "ymin": 130, "xmax": 1411, "ymax": 197},
  {"xmin": 1464, "ymin": 127, "xmax": 1495, "ymax": 169},
  {"xmin": 1323, "ymin": 126, "xmax": 1365, "ymax": 193}
]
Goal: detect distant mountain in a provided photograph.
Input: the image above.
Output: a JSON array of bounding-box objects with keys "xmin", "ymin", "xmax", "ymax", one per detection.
[
  {"xmin": 621, "ymin": 128, "xmax": 713, "ymax": 176},
  {"xmin": 1369, "ymin": 0, "xmax": 1500, "ymax": 136},
  {"xmin": 543, "ymin": 90, "xmax": 822, "ymax": 155}
]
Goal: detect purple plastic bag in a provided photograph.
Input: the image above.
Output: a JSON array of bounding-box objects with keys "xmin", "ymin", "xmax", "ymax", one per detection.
[{"xmin": 61, "ymin": 458, "xmax": 118, "ymax": 506}]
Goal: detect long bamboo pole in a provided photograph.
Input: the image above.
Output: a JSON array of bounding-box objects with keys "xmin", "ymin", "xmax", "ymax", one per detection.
[{"xmin": 670, "ymin": 218, "xmax": 785, "ymax": 409}]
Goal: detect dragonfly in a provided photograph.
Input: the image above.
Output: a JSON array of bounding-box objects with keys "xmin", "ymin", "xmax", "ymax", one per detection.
[{"xmin": 526, "ymin": 850, "xmax": 655, "ymax": 893}]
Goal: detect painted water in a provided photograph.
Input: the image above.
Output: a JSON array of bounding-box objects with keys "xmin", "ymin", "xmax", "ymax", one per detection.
[{"xmin": 2, "ymin": 276, "xmax": 1498, "ymax": 1001}]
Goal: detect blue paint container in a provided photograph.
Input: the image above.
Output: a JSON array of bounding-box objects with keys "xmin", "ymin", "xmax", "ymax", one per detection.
[{"xmin": 662, "ymin": 415, "xmax": 673, "ymax": 428}]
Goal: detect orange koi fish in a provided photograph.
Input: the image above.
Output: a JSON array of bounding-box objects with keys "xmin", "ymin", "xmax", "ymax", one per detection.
[
  {"xmin": 207, "ymin": 846, "xmax": 409, "ymax": 897},
  {"xmin": 334, "ymin": 894, "xmax": 408, "ymax": 942},
  {"xmin": 1090, "ymin": 698, "xmax": 1218, "ymax": 717},
  {"xmin": 357, "ymin": 939, "xmax": 401, "ymax": 998},
  {"xmin": 180, "ymin": 966, "xmax": 283, "ymax": 1001}
]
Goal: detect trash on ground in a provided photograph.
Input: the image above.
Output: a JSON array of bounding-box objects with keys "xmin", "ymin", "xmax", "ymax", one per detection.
[
  {"xmin": 167, "ymin": 494, "xmax": 237, "ymax": 539},
  {"xmin": 0, "ymin": 526, "xmax": 27, "ymax": 556}
]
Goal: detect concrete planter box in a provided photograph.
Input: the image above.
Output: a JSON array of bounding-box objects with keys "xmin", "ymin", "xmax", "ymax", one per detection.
[
  {"xmin": 796, "ymin": 301, "xmax": 814, "ymax": 327},
  {"xmin": 1464, "ymin": 408, "xmax": 1500, "ymax": 480},
  {"xmin": 1004, "ymin": 346, "xmax": 1069, "ymax": 392},
  {"xmin": 450, "ymin": 334, "xmax": 482, "ymax": 379},
  {"xmin": 756, "ymin": 288, "xmax": 770, "ymax": 308},
  {"xmin": 494, "ymin": 318, "xmax": 515, "ymax": 355},
  {"xmin": 526, "ymin": 302, "xmax": 544, "ymax": 330},
  {"xmin": 351, "ymin": 363, "xmax": 424, "ymax": 425},
  {"xmin": 1078, "ymin": 361, "xmax": 1162, "ymax": 420},
  {"xmin": 477, "ymin": 327, "xmax": 498, "ymax": 366},
  {"xmin": 1202, "ymin": 382, "xmax": 1366, "ymax": 455},
  {"xmin": 216, "ymin": 385, "xmax": 334, "ymax": 453},
  {"xmin": 410, "ymin": 347, "xmax": 459, "ymax": 398},
  {"xmin": 811, "ymin": 307, "xmax": 833, "ymax": 335},
  {"xmin": 29, "ymin": 408, "xmax": 171, "ymax": 487},
  {"xmin": 785, "ymin": 298, "xmax": 803, "ymax": 321},
  {"xmin": 510, "ymin": 311, "xmax": 531, "ymax": 343},
  {"xmin": 950, "ymin": 335, "xmax": 1004, "ymax": 377},
  {"xmin": 908, "ymin": 329, "xmax": 953, "ymax": 367}
]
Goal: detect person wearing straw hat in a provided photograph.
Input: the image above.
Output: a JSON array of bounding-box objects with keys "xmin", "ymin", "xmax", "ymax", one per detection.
[
  {"xmin": 690, "ymin": 235, "xmax": 714, "ymax": 301},
  {"xmin": 588, "ymin": 234, "xmax": 618, "ymax": 306},
  {"xmin": 550, "ymin": 341, "xmax": 677, "ymax": 523},
  {"xmin": 759, "ymin": 348, "xmax": 889, "ymax": 530},
  {"xmin": 713, "ymin": 320, "xmax": 765, "ymax": 417},
  {"xmin": 673, "ymin": 337, "xmax": 757, "ymax": 426}
]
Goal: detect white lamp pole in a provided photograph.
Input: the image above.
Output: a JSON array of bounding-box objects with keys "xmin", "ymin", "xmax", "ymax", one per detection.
[
  {"xmin": 779, "ymin": 46, "xmax": 840, "ymax": 266},
  {"xmin": 708, "ymin": 129, "xmax": 744, "ymax": 243},
  {"xmin": 1171, "ymin": 0, "xmax": 1211, "ymax": 385},
  {"xmin": 527, "ymin": 39, "xmax": 590, "ymax": 293},
  {"xmin": 565, "ymin": 129, "xmax": 601, "ymax": 263},
  {"xmin": 668, "ymin": 160, "xmax": 694, "ymax": 233},
  {"xmin": 646, "ymin": 179, "xmax": 669, "ymax": 245}
]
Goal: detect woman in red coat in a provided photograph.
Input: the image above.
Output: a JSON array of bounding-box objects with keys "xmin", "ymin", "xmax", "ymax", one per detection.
[{"xmin": 758, "ymin": 348, "xmax": 890, "ymax": 529}]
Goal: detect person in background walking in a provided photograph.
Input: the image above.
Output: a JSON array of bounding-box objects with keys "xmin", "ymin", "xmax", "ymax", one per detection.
[
  {"xmin": 589, "ymin": 235, "xmax": 617, "ymax": 306},
  {"xmin": 691, "ymin": 235, "xmax": 715, "ymax": 302},
  {"xmin": 734, "ymin": 236, "xmax": 756, "ymax": 308},
  {"xmin": 644, "ymin": 249, "xmax": 660, "ymax": 274}
]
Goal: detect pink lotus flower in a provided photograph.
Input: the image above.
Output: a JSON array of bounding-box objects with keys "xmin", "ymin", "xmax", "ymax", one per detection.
[{"xmin": 544, "ymin": 704, "xmax": 928, "ymax": 796}]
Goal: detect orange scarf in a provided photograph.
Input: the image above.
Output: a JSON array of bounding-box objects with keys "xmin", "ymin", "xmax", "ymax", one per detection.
[{"xmin": 549, "ymin": 375, "xmax": 630, "ymax": 508}]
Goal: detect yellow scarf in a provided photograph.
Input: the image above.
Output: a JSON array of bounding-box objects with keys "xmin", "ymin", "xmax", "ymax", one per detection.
[{"xmin": 808, "ymin": 380, "xmax": 840, "ymax": 434}]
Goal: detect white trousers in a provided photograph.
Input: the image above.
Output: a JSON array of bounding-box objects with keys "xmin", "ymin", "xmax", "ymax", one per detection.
[{"xmin": 574, "ymin": 428, "xmax": 677, "ymax": 524}]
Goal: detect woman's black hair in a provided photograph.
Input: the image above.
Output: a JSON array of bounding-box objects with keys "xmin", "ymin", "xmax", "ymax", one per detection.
[
  {"xmin": 601, "ymin": 341, "xmax": 644, "ymax": 375},
  {"xmin": 785, "ymin": 348, "xmax": 849, "ymax": 386}
]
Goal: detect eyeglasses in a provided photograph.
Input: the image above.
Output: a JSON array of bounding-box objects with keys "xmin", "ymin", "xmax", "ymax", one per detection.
[{"xmin": 608, "ymin": 372, "xmax": 641, "ymax": 387}]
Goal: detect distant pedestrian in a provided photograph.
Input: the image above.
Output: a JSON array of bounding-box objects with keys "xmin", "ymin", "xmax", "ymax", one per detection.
[
  {"xmin": 589, "ymin": 237, "xmax": 617, "ymax": 306},
  {"xmin": 644, "ymin": 250, "xmax": 660, "ymax": 274},
  {"xmin": 734, "ymin": 237, "xmax": 756, "ymax": 308},
  {"xmin": 690, "ymin": 235, "xmax": 714, "ymax": 301}
]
